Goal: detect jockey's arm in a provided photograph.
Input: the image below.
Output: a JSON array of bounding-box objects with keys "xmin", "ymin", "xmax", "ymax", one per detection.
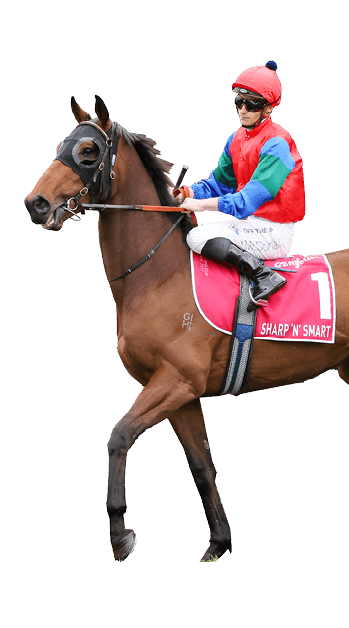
[
  {"xmin": 181, "ymin": 196, "xmax": 219, "ymax": 212},
  {"xmin": 181, "ymin": 135, "xmax": 296, "ymax": 217}
]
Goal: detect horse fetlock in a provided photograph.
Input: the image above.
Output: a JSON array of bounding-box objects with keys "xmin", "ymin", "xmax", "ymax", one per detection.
[
  {"xmin": 210, "ymin": 531, "xmax": 232, "ymax": 551},
  {"xmin": 107, "ymin": 498, "xmax": 127, "ymax": 519}
]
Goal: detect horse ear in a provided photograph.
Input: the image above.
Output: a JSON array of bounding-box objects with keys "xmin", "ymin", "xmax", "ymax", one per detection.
[
  {"xmin": 71, "ymin": 97, "xmax": 91, "ymax": 123},
  {"xmin": 95, "ymin": 95, "xmax": 110, "ymax": 128}
]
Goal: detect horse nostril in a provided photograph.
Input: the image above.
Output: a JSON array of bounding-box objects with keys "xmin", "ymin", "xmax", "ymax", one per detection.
[{"xmin": 32, "ymin": 194, "xmax": 51, "ymax": 214}]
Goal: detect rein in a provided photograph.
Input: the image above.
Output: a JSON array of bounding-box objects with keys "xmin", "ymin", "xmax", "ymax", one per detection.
[
  {"xmin": 108, "ymin": 213, "xmax": 185, "ymax": 282},
  {"xmin": 70, "ymin": 199, "xmax": 186, "ymax": 283}
]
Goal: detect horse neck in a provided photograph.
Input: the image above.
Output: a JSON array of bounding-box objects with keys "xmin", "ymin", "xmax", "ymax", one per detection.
[{"xmin": 98, "ymin": 137, "xmax": 188, "ymax": 306}]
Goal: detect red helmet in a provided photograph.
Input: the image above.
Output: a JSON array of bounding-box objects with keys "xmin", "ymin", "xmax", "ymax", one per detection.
[{"xmin": 232, "ymin": 61, "xmax": 282, "ymax": 107}]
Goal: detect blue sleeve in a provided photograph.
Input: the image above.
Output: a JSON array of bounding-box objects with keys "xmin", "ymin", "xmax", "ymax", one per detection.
[
  {"xmin": 191, "ymin": 171, "xmax": 233, "ymax": 199},
  {"xmin": 217, "ymin": 181, "xmax": 273, "ymax": 218}
]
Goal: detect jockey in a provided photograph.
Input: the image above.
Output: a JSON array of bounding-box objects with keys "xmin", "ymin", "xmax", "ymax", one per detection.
[{"xmin": 174, "ymin": 61, "xmax": 305, "ymax": 309}]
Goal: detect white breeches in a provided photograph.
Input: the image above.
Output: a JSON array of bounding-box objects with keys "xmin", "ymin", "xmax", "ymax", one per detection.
[{"xmin": 186, "ymin": 215, "xmax": 295, "ymax": 260}]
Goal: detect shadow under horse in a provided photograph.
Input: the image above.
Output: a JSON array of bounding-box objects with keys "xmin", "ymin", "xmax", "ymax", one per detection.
[{"xmin": 25, "ymin": 96, "xmax": 349, "ymax": 562}]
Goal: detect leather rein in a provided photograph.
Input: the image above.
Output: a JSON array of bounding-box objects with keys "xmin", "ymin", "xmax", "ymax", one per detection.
[{"xmin": 56, "ymin": 120, "xmax": 186, "ymax": 283}]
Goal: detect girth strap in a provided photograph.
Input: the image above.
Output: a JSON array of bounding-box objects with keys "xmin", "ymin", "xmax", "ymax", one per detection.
[{"xmin": 219, "ymin": 274, "xmax": 257, "ymax": 396}]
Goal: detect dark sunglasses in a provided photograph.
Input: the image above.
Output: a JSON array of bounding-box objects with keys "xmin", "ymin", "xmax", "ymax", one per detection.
[{"xmin": 235, "ymin": 95, "xmax": 267, "ymax": 112}]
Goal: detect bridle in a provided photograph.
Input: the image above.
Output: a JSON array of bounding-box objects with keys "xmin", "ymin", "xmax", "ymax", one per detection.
[{"xmin": 55, "ymin": 120, "xmax": 185, "ymax": 282}]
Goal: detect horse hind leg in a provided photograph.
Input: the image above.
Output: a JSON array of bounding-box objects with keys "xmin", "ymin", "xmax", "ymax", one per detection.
[
  {"xmin": 169, "ymin": 399, "xmax": 232, "ymax": 562},
  {"xmin": 338, "ymin": 358, "xmax": 349, "ymax": 384}
]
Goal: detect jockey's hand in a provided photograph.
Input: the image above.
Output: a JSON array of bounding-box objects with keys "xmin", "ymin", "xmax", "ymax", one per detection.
[
  {"xmin": 168, "ymin": 187, "xmax": 185, "ymax": 206},
  {"xmin": 168, "ymin": 186, "xmax": 187, "ymax": 205},
  {"xmin": 180, "ymin": 197, "xmax": 219, "ymax": 212}
]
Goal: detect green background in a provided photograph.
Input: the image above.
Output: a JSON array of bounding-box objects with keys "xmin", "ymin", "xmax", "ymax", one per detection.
[{"xmin": 1, "ymin": 0, "xmax": 349, "ymax": 628}]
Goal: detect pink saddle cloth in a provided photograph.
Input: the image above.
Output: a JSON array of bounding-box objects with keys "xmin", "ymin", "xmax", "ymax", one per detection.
[{"xmin": 190, "ymin": 252, "xmax": 336, "ymax": 343}]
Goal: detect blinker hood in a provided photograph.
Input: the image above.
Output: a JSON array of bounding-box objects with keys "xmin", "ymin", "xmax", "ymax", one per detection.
[
  {"xmin": 54, "ymin": 120, "xmax": 119, "ymax": 204},
  {"xmin": 55, "ymin": 122, "xmax": 109, "ymax": 185}
]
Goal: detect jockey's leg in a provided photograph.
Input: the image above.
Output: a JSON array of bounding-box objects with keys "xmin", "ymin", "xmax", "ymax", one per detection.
[
  {"xmin": 200, "ymin": 237, "xmax": 286, "ymax": 308},
  {"xmin": 186, "ymin": 217, "xmax": 294, "ymax": 308}
]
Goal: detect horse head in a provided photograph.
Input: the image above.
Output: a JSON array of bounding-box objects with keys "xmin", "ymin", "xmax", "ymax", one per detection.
[{"xmin": 24, "ymin": 96, "xmax": 114, "ymax": 231}]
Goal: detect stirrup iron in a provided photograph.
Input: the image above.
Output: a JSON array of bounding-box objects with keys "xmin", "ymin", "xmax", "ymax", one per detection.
[{"xmin": 247, "ymin": 285, "xmax": 269, "ymax": 311}]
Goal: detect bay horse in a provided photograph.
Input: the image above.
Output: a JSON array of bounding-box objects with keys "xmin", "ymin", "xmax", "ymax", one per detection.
[{"xmin": 25, "ymin": 96, "xmax": 349, "ymax": 562}]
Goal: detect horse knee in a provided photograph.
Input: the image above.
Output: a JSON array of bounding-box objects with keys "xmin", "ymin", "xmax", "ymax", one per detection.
[{"xmin": 108, "ymin": 425, "xmax": 130, "ymax": 456}]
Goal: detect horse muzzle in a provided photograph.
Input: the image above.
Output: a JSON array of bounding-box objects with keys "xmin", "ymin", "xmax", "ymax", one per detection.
[
  {"xmin": 25, "ymin": 194, "xmax": 50, "ymax": 223},
  {"xmin": 25, "ymin": 194, "xmax": 65, "ymax": 231}
]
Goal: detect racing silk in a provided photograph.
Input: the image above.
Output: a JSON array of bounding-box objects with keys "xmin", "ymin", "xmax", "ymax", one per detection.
[{"xmin": 191, "ymin": 117, "xmax": 305, "ymax": 223}]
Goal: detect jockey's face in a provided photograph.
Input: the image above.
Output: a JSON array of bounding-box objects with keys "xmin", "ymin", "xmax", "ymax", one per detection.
[{"xmin": 237, "ymin": 101, "xmax": 273, "ymax": 128}]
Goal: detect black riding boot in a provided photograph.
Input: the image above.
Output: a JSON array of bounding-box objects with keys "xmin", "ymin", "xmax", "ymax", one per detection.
[{"xmin": 201, "ymin": 237, "xmax": 286, "ymax": 309}]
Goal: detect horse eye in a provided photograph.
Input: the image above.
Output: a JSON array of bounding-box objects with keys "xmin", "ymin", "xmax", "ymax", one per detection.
[{"xmin": 82, "ymin": 147, "xmax": 95, "ymax": 156}]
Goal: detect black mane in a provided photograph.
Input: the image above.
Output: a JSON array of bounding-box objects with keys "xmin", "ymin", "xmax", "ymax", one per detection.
[{"xmin": 114, "ymin": 123, "xmax": 194, "ymax": 233}]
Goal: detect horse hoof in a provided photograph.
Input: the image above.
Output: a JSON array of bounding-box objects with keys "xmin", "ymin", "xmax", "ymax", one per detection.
[
  {"xmin": 200, "ymin": 540, "xmax": 232, "ymax": 562},
  {"xmin": 112, "ymin": 529, "xmax": 137, "ymax": 561}
]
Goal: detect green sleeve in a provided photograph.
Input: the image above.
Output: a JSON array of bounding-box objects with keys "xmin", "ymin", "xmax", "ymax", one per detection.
[{"xmin": 213, "ymin": 150, "xmax": 237, "ymax": 190}]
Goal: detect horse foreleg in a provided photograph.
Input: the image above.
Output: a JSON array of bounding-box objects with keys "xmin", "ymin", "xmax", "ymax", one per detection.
[
  {"xmin": 107, "ymin": 368, "xmax": 199, "ymax": 561},
  {"xmin": 169, "ymin": 399, "xmax": 232, "ymax": 562}
]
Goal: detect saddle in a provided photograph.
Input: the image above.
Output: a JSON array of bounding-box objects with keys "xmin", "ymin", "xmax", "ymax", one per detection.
[{"xmin": 190, "ymin": 252, "xmax": 336, "ymax": 395}]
